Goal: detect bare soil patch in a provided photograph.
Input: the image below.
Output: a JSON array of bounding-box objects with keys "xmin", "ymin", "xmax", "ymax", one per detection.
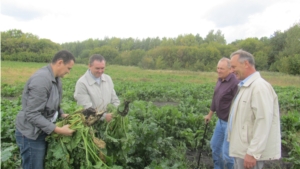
[{"xmin": 186, "ymin": 146, "xmax": 292, "ymax": 169}]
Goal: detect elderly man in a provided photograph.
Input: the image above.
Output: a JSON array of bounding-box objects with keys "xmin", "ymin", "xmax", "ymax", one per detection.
[
  {"xmin": 228, "ymin": 49, "xmax": 281, "ymax": 169},
  {"xmin": 205, "ymin": 57, "xmax": 239, "ymax": 169}
]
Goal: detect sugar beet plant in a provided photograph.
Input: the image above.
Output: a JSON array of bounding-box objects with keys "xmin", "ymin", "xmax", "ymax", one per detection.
[{"xmin": 1, "ymin": 78, "xmax": 300, "ymax": 168}]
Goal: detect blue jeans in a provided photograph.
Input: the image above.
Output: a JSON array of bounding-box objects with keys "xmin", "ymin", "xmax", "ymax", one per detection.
[
  {"xmin": 15, "ymin": 129, "xmax": 48, "ymax": 169},
  {"xmin": 210, "ymin": 119, "xmax": 234, "ymax": 169}
]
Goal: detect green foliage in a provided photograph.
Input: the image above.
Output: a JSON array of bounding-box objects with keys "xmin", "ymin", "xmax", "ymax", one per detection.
[
  {"xmin": 281, "ymin": 111, "xmax": 300, "ymax": 168},
  {"xmin": 139, "ymin": 55, "xmax": 155, "ymax": 69},
  {"xmin": 45, "ymin": 112, "xmax": 111, "ymax": 169},
  {"xmin": 287, "ymin": 54, "xmax": 300, "ymax": 75},
  {"xmin": 204, "ymin": 30, "xmax": 226, "ymax": 44},
  {"xmin": 235, "ymin": 37, "xmax": 263, "ymax": 54},
  {"xmin": 155, "ymin": 56, "xmax": 167, "ymax": 69},
  {"xmin": 283, "ymin": 24, "xmax": 300, "ymax": 57},
  {"xmin": 1, "ymin": 83, "xmax": 24, "ymax": 97},
  {"xmin": 2, "ymin": 23, "xmax": 300, "ymax": 75},
  {"xmin": 1, "ymin": 29, "xmax": 61, "ymax": 62},
  {"xmin": 90, "ymin": 45, "xmax": 119, "ymax": 63},
  {"xmin": 1, "ymin": 62, "xmax": 300, "ymax": 168},
  {"xmin": 254, "ymin": 51, "xmax": 268, "ymax": 70},
  {"xmin": 1, "ymin": 143, "xmax": 21, "ymax": 168}
]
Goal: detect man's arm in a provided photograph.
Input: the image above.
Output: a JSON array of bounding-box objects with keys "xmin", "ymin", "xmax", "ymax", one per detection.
[
  {"xmin": 204, "ymin": 110, "xmax": 214, "ymax": 123},
  {"xmin": 25, "ymin": 77, "xmax": 56, "ymax": 134}
]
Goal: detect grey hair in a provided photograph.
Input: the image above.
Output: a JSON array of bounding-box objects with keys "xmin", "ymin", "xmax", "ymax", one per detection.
[
  {"xmin": 89, "ymin": 54, "xmax": 106, "ymax": 65},
  {"xmin": 218, "ymin": 57, "xmax": 231, "ymax": 68},
  {"xmin": 230, "ymin": 49, "xmax": 255, "ymax": 66}
]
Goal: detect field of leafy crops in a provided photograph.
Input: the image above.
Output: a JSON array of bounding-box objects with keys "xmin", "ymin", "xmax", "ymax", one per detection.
[{"xmin": 1, "ymin": 61, "xmax": 300, "ymax": 169}]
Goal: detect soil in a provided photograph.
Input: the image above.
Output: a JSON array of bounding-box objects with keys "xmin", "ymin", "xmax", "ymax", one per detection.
[
  {"xmin": 185, "ymin": 147, "xmax": 292, "ymax": 169},
  {"xmin": 152, "ymin": 101, "xmax": 293, "ymax": 169}
]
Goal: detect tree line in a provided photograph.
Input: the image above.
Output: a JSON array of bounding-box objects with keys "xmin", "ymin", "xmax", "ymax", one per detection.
[{"xmin": 1, "ymin": 23, "xmax": 300, "ymax": 75}]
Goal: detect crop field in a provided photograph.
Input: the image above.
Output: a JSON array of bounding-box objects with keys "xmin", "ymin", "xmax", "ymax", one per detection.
[{"xmin": 1, "ymin": 61, "xmax": 300, "ymax": 169}]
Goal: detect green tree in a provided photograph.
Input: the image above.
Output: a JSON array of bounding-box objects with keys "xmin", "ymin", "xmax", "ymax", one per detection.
[
  {"xmin": 283, "ymin": 24, "xmax": 300, "ymax": 56},
  {"xmin": 254, "ymin": 51, "xmax": 268, "ymax": 70},
  {"xmin": 269, "ymin": 31, "xmax": 287, "ymax": 65},
  {"xmin": 155, "ymin": 56, "xmax": 166, "ymax": 69},
  {"xmin": 129, "ymin": 49, "xmax": 146, "ymax": 66},
  {"xmin": 235, "ymin": 38, "xmax": 263, "ymax": 54},
  {"xmin": 121, "ymin": 38, "xmax": 134, "ymax": 51},
  {"xmin": 172, "ymin": 59, "xmax": 182, "ymax": 70},
  {"xmin": 204, "ymin": 30, "xmax": 226, "ymax": 44},
  {"xmin": 192, "ymin": 60, "xmax": 205, "ymax": 71},
  {"xmin": 287, "ymin": 54, "xmax": 300, "ymax": 75},
  {"xmin": 139, "ymin": 56, "xmax": 155, "ymax": 69},
  {"xmin": 108, "ymin": 37, "xmax": 121, "ymax": 51},
  {"xmin": 161, "ymin": 37, "xmax": 175, "ymax": 46},
  {"xmin": 175, "ymin": 34, "xmax": 197, "ymax": 46},
  {"xmin": 90, "ymin": 45, "xmax": 119, "ymax": 63}
]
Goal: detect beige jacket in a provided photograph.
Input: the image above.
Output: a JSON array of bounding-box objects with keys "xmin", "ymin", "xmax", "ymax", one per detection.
[
  {"xmin": 74, "ymin": 70, "xmax": 120, "ymax": 111},
  {"xmin": 227, "ymin": 72, "xmax": 281, "ymax": 160}
]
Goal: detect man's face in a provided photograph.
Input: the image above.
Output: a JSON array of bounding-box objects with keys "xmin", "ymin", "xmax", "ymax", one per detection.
[
  {"xmin": 89, "ymin": 60, "xmax": 105, "ymax": 78},
  {"xmin": 57, "ymin": 60, "xmax": 74, "ymax": 78},
  {"xmin": 217, "ymin": 60, "xmax": 231, "ymax": 80},
  {"xmin": 230, "ymin": 54, "xmax": 246, "ymax": 80}
]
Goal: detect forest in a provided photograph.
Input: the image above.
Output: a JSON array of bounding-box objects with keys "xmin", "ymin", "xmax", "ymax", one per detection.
[{"xmin": 1, "ymin": 22, "xmax": 300, "ymax": 75}]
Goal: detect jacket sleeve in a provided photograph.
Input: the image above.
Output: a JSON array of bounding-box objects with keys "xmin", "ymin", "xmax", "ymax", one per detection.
[
  {"xmin": 24, "ymin": 76, "xmax": 56, "ymax": 134},
  {"xmin": 109, "ymin": 77, "xmax": 120, "ymax": 107},
  {"xmin": 246, "ymin": 82, "xmax": 274, "ymax": 159},
  {"xmin": 111, "ymin": 88, "xmax": 120, "ymax": 107},
  {"xmin": 74, "ymin": 80, "xmax": 93, "ymax": 109}
]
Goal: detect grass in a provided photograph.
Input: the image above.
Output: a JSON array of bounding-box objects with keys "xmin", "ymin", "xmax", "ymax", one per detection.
[{"xmin": 1, "ymin": 61, "xmax": 300, "ymax": 87}]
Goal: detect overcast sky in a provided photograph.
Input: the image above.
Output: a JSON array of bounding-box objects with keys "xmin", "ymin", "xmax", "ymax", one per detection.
[{"xmin": 1, "ymin": 0, "xmax": 299, "ymax": 44}]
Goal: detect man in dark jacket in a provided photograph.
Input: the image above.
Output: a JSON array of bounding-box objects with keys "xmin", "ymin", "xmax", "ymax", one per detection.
[{"xmin": 15, "ymin": 50, "xmax": 76, "ymax": 169}]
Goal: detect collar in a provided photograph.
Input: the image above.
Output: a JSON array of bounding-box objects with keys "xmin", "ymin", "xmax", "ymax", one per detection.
[
  {"xmin": 85, "ymin": 70, "xmax": 107, "ymax": 85},
  {"xmin": 46, "ymin": 64, "xmax": 57, "ymax": 83},
  {"xmin": 241, "ymin": 72, "xmax": 260, "ymax": 87},
  {"xmin": 219, "ymin": 73, "xmax": 234, "ymax": 82},
  {"xmin": 88, "ymin": 70, "xmax": 101, "ymax": 81}
]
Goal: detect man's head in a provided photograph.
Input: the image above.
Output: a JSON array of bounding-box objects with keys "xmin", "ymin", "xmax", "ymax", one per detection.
[
  {"xmin": 217, "ymin": 57, "xmax": 232, "ymax": 81},
  {"xmin": 230, "ymin": 49, "xmax": 256, "ymax": 80},
  {"xmin": 89, "ymin": 54, "xmax": 106, "ymax": 78},
  {"xmin": 51, "ymin": 50, "xmax": 75, "ymax": 78}
]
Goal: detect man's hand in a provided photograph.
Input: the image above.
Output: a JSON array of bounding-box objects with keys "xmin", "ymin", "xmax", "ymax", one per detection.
[
  {"xmin": 204, "ymin": 110, "xmax": 213, "ymax": 123},
  {"xmin": 105, "ymin": 113, "xmax": 113, "ymax": 122},
  {"xmin": 244, "ymin": 154, "xmax": 257, "ymax": 169},
  {"xmin": 204, "ymin": 114, "xmax": 212, "ymax": 123},
  {"xmin": 61, "ymin": 113, "xmax": 69, "ymax": 118},
  {"xmin": 54, "ymin": 124, "xmax": 75, "ymax": 136}
]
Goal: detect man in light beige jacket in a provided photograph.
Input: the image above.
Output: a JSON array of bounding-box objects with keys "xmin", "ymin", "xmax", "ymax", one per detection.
[
  {"xmin": 74, "ymin": 54, "xmax": 120, "ymax": 122},
  {"xmin": 228, "ymin": 49, "xmax": 281, "ymax": 169}
]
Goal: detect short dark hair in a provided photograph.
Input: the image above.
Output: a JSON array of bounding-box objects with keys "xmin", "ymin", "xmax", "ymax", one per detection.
[
  {"xmin": 89, "ymin": 54, "xmax": 106, "ymax": 65},
  {"xmin": 52, "ymin": 50, "xmax": 75, "ymax": 64}
]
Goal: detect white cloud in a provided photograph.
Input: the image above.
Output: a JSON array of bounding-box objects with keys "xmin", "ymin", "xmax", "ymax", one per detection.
[{"xmin": 1, "ymin": 0, "xmax": 299, "ymax": 44}]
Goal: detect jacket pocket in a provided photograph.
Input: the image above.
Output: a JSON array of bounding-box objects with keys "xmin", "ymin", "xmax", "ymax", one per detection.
[{"xmin": 241, "ymin": 125, "xmax": 248, "ymax": 143}]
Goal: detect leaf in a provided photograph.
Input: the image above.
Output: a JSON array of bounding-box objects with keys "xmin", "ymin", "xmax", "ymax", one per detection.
[
  {"xmin": 52, "ymin": 144, "xmax": 66, "ymax": 159},
  {"xmin": 1, "ymin": 145, "xmax": 15, "ymax": 162}
]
